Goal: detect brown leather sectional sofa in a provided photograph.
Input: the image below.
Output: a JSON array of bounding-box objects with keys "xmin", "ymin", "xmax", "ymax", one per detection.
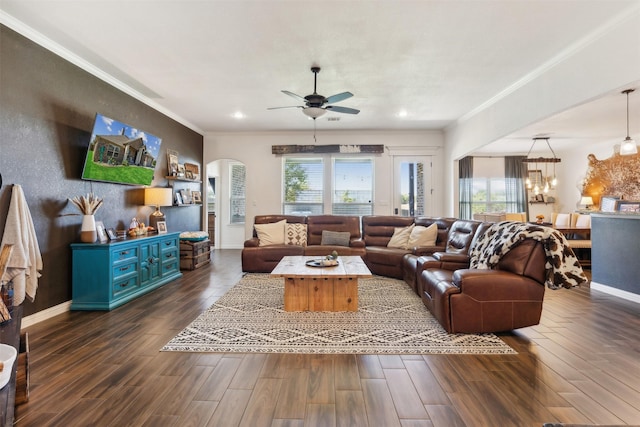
[{"xmin": 242, "ymin": 214, "xmax": 551, "ymax": 333}]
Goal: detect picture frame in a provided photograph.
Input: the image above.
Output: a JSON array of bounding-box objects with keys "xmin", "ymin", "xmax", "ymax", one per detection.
[
  {"xmin": 157, "ymin": 221, "xmax": 167, "ymax": 234},
  {"xmin": 527, "ymin": 170, "xmax": 543, "ymax": 188},
  {"xmin": 185, "ymin": 170, "xmax": 194, "ymax": 180},
  {"xmin": 192, "ymin": 190, "xmax": 202, "ymax": 204},
  {"xmin": 106, "ymin": 227, "xmax": 118, "ymax": 240},
  {"xmin": 167, "ymin": 150, "xmax": 179, "ymax": 176},
  {"xmin": 534, "ymin": 194, "xmax": 544, "ymax": 202},
  {"xmin": 615, "ymin": 200, "xmax": 640, "ymax": 213},
  {"xmin": 177, "ymin": 164, "xmax": 185, "ymax": 178},
  {"xmin": 600, "ymin": 195, "xmax": 620, "ymax": 212},
  {"xmin": 96, "ymin": 221, "xmax": 108, "ymax": 243},
  {"xmin": 174, "ymin": 192, "xmax": 183, "ymax": 205},
  {"xmin": 180, "ymin": 188, "xmax": 192, "ymax": 204}
]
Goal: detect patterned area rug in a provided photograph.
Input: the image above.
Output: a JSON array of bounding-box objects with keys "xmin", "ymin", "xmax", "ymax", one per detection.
[{"xmin": 162, "ymin": 274, "xmax": 515, "ymax": 354}]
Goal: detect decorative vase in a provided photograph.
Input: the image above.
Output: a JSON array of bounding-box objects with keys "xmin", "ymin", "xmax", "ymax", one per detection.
[{"xmin": 80, "ymin": 214, "xmax": 97, "ymax": 243}]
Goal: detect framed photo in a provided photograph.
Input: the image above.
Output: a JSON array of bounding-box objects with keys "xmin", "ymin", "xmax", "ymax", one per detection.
[
  {"xmin": 534, "ymin": 194, "xmax": 544, "ymax": 202},
  {"xmin": 600, "ymin": 195, "xmax": 619, "ymax": 212},
  {"xmin": 177, "ymin": 164, "xmax": 186, "ymax": 178},
  {"xmin": 192, "ymin": 190, "xmax": 202, "ymax": 204},
  {"xmin": 157, "ymin": 221, "xmax": 167, "ymax": 234},
  {"xmin": 106, "ymin": 228, "xmax": 118, "ymax": 240},
  {"xmin": 180, "ymin": 188, "xmax": 192, "ymax": 204},
  {"xmin": 527, "ymin": 170, "xmax": 543, "ymax": 188},
  {"xmin": 174, "ymin": 192, "xmax": 183, "ymax": 205},
  {"xmin": 167, "ymin": 150, "xmax": 179, "ymax": 176},
  {"xmin": 185, "ymin": 170, "xmax": 194, "ymax": 180},
  {"xmin": 96, "ymin": 221, "xmax": 108, "ymax": 243},
  {"xmin": 615, "ymin": 200, "xmax": 640, "ymax": 213}
]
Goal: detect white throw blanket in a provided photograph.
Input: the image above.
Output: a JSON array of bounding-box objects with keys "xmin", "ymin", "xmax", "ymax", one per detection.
[
  {"xmin": 1, "ymin": 184, "xmax": 43, "ymax": 305},
  {"xmin": 469, "ymin": 221, "xmax": 588, "ymax": 289}
]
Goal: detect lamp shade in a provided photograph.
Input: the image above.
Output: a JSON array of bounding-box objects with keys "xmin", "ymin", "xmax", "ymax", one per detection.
[
  {"xmin": 580, "ymin": 196, "xmax": 594, "ymax": 207},
  {"xmin": 144, "ymin": 188, "xmax": 173, "ymax": 207},
  {"xmin": 620, "ymin": 137, "xmax": 638, "ymax": 155}
]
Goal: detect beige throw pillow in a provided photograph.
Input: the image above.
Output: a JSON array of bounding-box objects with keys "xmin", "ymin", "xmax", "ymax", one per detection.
[
  {"xmin": 406, "ymin": 223, "xmax": 438, "ymax": 248},
  {"xmin": 255, "ymin": 219, "xmax": 286, "ymax": 246},
  {"xmin": 387, "ymin": 224, "xmax": 414, "ymax": 249},
  {"xmin": 286, "ymin": 223, "xmax": 307, "ymax": 246}
]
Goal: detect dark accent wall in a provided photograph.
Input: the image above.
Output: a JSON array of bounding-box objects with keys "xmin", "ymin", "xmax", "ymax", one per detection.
[{"xmin": 0, "ymin": 25, "xmax": 204, "ymax": 317}]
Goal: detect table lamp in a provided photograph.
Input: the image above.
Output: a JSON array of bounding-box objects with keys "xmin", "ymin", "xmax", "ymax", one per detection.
[
  {"xmin": 580, "ymin": 196, "xmax": 594, "ymax": 210},
  {"xmin": 144, "ymin": 187, "xmax": 173, "ymax": 229}
]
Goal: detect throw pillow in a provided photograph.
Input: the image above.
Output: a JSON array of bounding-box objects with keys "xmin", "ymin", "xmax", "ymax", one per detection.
[
  {"xmin": 387, "ymin": 224, "xmax": 414, "ymax": 248},
  {"xmin": 255, "ymin": 219, "xmax": 286, "ymax": 246},
  {"xmin": 286, "ymin": 223, "xmax": 308, "ymax": 246},
  {"xmin": 321, "ymin": 230, "xmax": 351, "ymax": 247},
  {"xmin": 406, "ymin": 223, "xmax": 438, "ymax": 249}
]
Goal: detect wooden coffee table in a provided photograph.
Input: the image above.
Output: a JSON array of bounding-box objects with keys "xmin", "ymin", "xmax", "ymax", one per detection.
[{"xmin": 271, "ymin": 256, "xmax": 372, "ymax": 312}]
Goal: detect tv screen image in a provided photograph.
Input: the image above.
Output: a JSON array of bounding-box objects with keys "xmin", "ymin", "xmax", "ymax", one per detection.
[{"xmin": 81, "ymin": 113, "xmax": 162, "ymax": 186}]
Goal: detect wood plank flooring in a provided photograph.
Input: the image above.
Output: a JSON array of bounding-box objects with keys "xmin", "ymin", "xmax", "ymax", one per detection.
[{"xmin": 14, "ymin": 250, "xmax": 640, "ymax": 426}]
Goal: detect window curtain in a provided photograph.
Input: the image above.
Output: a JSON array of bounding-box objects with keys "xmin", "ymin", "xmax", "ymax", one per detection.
[
  {"xmin": 458, "ymin": 156, "xmax": 474, "ymax": 220},
  {"xmin": 504, "ymin": 156, "xmax": 528, "ymax": 216}
]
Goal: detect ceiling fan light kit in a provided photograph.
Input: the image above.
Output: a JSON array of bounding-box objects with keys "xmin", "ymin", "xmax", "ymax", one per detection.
[
  {"xmin": 269, "ymin": 66, "xmax": 360, "ymax": 120},
  {"xmin": 619, "ymin": 89, "xmax": 637, "ymax": 156}
]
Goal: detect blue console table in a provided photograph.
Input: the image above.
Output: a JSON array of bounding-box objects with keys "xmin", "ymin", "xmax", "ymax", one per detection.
[{"xmin": 71, "ymin": 232, "xmax": 183, "ymax": 310}]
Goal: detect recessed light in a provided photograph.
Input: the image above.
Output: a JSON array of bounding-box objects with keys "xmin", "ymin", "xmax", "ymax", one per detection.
[
  {"xmin": 397, "ymin": 110, "xmax": 408, "ymax": 118},
  {"xmin": 232, "ymin": 111, "xmax": 245, "ymax": 119}
]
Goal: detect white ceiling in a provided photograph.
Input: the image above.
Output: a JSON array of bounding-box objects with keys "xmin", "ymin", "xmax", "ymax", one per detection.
[{"xmin": 1, "ymin": 0, "xmax": 639, "ymax": 152}]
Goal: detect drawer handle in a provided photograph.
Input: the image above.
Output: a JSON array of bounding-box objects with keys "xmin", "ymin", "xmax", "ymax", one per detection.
[
  {"xmin": 120, "ymin": 250, "xmax": 130, "ymax": 256},
  {"xmin": 165, "ymin": 241, "xmax": 172, "ymax": 246},
  {"xmin": 120, "ymin": 282, "xmax": 129, "ymax": 288},
  {"xmin": 119, "ymin": 266, "xmax": 129, "ymax": 272},
  {"xmin": 147, "ymin": 257, "xmax": 155, "ymax": 264}
]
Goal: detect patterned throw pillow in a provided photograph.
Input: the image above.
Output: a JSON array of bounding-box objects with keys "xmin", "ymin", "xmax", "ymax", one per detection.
[{"xmin": 286, "ymin": 223, "xmax": 307, "ymax": 246}]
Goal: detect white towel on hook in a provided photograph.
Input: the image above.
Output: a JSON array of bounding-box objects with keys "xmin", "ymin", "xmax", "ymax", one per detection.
[{"xmin": 1, "ymin": 184, "xmax": 43, "ymax": 305}]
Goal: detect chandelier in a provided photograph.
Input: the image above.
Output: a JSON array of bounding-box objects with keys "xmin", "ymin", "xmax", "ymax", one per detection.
[{"xmin": 522, "ymin": 137, "xmax": 560, "ymax": 195}]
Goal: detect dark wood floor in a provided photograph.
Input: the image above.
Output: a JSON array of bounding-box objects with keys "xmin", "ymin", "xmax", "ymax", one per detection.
[{"xmin": 14, "ymin": 250, "xmax": 640, "ymax": 426}]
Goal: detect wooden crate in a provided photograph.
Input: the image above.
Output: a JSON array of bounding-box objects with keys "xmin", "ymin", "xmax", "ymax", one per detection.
[
  {"xmin": 180, "ymin": 251, "xmax": 211, "ymax": 270},
  {"xmin": 180, "ymin": 239, "xmax": 211, "ymax": 270}
]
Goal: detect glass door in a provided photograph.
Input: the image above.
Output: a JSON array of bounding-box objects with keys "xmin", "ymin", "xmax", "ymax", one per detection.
[{"xmin": 393, "ymin": 156, "xmax": 432, "ymax": 216}]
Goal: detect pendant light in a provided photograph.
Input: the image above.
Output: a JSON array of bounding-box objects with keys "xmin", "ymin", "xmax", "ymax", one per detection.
[
  {"xmin": 523, "ymin": 137, "xmax": 560, "ymax": 190},
  {"xmin": 620, "ymin": 89, "xmax": 637, "ymax": 156}
]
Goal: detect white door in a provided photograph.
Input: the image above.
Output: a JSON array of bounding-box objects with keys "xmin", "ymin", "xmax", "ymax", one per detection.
[{"xmin": 393, "ymin": 156, "xmax": 432, "ymax": 217}]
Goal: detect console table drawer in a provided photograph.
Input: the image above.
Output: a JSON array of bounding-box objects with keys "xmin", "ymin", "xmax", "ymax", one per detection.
[
  {"xmin": 111, "ymin": 247, "xmax": 138, "ymax": 262},
  {"xmin": 112, "ymin": 275, "xmax": 140, "ymax": 298},
  {"xmin": 112, "ymin": 261, "xmax": 138, "ymax": 279}
]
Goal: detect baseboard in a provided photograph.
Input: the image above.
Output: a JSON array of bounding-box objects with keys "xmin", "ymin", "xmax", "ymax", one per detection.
[
  {"xmin": 22, "ymin": 301, "xmax": 71, "ymax": 328},
  {"xmin": 590, "ymin": 281, "xmax": 640, "ymax": 304}
]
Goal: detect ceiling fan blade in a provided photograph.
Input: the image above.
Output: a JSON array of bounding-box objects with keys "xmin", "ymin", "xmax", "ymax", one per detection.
[
  {"xmin": 326, "ymin": 91, "xmax": 353, "ymax": 104},
  {"xmin": 267, "ymin": 105, "xmax": 303, "ymax": 110},
  {"xmin": 326, "ymin": 105, "xmax": 360, "ymax": 114},
  {"xmin": 282, "ymin": 90, "xmax": 306, "ymax": 102}
]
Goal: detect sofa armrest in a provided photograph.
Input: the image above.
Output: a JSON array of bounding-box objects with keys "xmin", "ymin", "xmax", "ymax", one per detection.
[
  {"xmin": 350, "ymin": 238, "xmax": 366, "ymax": 248},
  {"xmin": 433, "ymin": 252, "xmax": 470, "ymax": 264},
  {"xmin": 452, "ymin": 269, "xmax": 544, "ymax": 300},
  {"xmin": 413, "ymin": 245, "xmax": 446, "ymax": 256},
  {"xmin": 244, "ymin": 237, "xmax": 260, "ymax": 248}
]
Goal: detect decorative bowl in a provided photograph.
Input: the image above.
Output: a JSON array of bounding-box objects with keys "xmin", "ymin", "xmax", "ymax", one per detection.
[{"xmin": 0, "ymin": 344, "xmax": 17, "ymax": 389}]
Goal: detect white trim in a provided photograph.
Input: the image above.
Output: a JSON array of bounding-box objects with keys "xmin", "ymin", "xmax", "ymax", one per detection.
[
  {"xmin": 22, "ymin": 301, "xmax": 71, "ymax": 328},
  {"xmin": 590, "ymin": 281, "xmax": 640, "ymax": 304}
]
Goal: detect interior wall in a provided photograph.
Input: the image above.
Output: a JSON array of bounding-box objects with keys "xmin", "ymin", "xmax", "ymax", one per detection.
[
  {"xmin": 203, "ymin": 130, "xmax": 444, "ymax": 247},
  {"xmin": 0, "ymin": 25, "xmax": 203, "ymax": 316},
  {"xmin": 444, "ymin": 6, "xmax": 640, "ymax": 217}
]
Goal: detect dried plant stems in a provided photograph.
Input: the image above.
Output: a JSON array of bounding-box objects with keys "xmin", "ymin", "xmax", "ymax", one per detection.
[{"xmin": 70, "ymin": 193, "xmax": 103, "ymax": 215}]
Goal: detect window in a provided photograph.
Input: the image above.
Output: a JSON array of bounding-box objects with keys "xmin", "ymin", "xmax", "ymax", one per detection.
[
  {"xmin": 283, "ymin": 158, "xmax": 323, "ymax": 215},
  {"xmin": 229, "ymin": 162, "xmax": 245, "ymax": 224},
  {"xmin": 282, "ymin": 156, "xmax": 374, "ymax": 215},
  {"xmin": 470, "ymin": 157, "xmax": 506, "ymax": 214},
  {"xmin": 332, "ymin": 158, "xmax": 373, "ymax": 215}
]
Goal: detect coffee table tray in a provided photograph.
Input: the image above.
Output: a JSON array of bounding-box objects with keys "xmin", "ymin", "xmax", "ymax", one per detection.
[{"xmin": 305, "ymin": 259, "xmax": 339, "ymax": 268}]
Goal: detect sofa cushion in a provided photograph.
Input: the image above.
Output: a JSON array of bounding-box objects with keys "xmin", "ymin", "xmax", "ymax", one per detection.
[
  {"xmin": 321, "ymin": 230, "xmax": 351, "ymax": 246},
  {"xmin": 407, "ymin": 223, "xmax": 438, "ymax": 248},
  {"xmin": 286, "ymin": 223, "xmax": 307, "ymax": 246},
  {"xmin": 387, "ymin": 224, "xmax": 414, "ymax": 248},
  {"xmin": 255, "ymin": 219, "xmax": 286, "ymax": 246}
]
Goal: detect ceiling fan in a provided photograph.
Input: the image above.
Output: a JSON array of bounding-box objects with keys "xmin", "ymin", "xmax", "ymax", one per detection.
[{"xmin": 268, "ymin": 66, "xmax": 360, "ymax": 119}]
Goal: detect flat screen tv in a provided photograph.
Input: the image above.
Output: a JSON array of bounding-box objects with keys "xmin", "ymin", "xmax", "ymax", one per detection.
[{"xmin": 81, "ymin": 113, "xmax": 162, "ymax": 186}]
